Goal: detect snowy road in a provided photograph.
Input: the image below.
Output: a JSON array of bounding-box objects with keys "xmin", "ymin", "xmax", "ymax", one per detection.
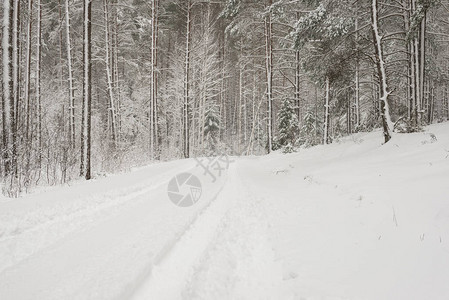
[
  {"xmin": 0, "ymin": 160, "xmax": 229, "ymax": 300},
  {"xmin": 132, "ymin": 165, "xmax": 286, "ymax": 300},
  {"xmin": 1, "ymin": 123, "xmax": 449, "ymax": 300}
]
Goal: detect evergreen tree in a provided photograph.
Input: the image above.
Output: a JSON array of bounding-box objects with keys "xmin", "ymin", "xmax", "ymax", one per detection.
[
  {"xmin": 277, "ymin": 98, "xmax": 299, "ymax": 152},
  {"xmin": 204, "ymin": 102, "xmax": 220, "ymax": 151},
  {"xmin": 299, "ymin": 110, "xmax": 322, "ymax": 147}
]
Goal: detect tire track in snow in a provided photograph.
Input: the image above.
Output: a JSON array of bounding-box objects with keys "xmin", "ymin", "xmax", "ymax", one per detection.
[
  {"xmin": 0, "ymin": 162, "xmax": 196, "ymax": 274},
  {"xmin": 118, "ymin": 173, "xmax": 229, "ymax": 300},
  {"xmin": 0, "ymin": 163, "xmax": 227, "ymax": 300},
  {"xmin": 181, "ymin": 194, "xmax": 285, "ymax": 300},
  {"xmin": 131, "ymin": 164, "xmax": 285, "ymax": 299},
  {"xmin": 130, "ymin": 165, "xmax": 236, "ymax": 299}
]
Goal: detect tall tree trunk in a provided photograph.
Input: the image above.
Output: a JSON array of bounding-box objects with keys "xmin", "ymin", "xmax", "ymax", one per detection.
[
  {"xmin": 419, "ymin": 10, "xmax": 426, "ymax": 123},
  {"xmin": 24, "ymin": 0, "xmax": 33, "ymax": 142},
  {"xmin": 103, "ymin": 0, "xmax": 117, "ymax": 144},
  {"xmin": 2, "ymin": 0, "xmax": 14, "ymax": 176},
  {"xmin": 36, "ymin": 0, "xmax": 42, "ymax": 179},
  {"xmin": 323, "ymin": 77, "xmax": 330, "ymax": 144},
  {"xmin": 371, "ymin": 0, "xmax": 393, "ymax": 143},
  {"xmin": 154, "ymin": 0, "xmax": 159, "ymax": 156},
  {"xmin": 238, "ymin": 43, "xmax": 243, "ymax": 153},
  {"xmin": 11, "ymin": 0, "xmax": 19, "ymax": 178},
  {"xmin": 81, "ymin": 0, "xmax": 92, "ymax": 179},
  {"xmin": 414, "ymin": 37, "xmax": 420, "ymax": 126},
  {"xmin": 354, "ymin": 5, "xmax": 360, "ymax": 128},
  {"xmin": 112, "ymin": 1, "xmax": 121, "ymax": 141},
  {"xmin": 264, "ymin": 0, "xmax": 273, "ymax": 153},
  {"xmin": 64, "ymin": 0, "xmax": 76, "ymax": 147},
  {"xmin": 86, "ymin": 0, "xmax": 93, "ymax": 180},
  {"xmin": 403, "ymin": 0, "xmax": 412, "ymax": 121},
  {"xmin": 183, "ymin": 0, "xmax": 192, "ymax": 158},
  {"xmin": 149, "ymin": 0, "xmax": 159, "ymax": 158},
  {"xmin": 294, "ymin": 12, "xmax": 301, "ymax": 123}
]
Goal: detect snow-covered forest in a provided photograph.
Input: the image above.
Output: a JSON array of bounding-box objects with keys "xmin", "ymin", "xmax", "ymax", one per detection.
[
  {"xmin": 1, "ymin": 0, "xmax": 449, "ymax": 195},
  {"xmin": 1, "ymin": 1, "xmax": 449, "ymax": 299}
]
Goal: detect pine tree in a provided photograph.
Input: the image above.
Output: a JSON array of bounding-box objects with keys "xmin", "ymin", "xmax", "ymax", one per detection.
[
  {"xmin": 300, "ymin": 110, "xmax": 322, "ymax": 147},
  {"xmin": 204, "ymin": 102, "xmax": 220, "ymax": 151},
  {"xmin": 277, "ymin": 98, "xmax": 299, "ymax": 152}
]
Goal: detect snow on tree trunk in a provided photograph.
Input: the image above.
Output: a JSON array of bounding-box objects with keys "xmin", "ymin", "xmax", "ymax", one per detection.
[
  {"xmin": 103, "ymin": 0, "xmax": 117, "ymax": 145},
  {"xmin": 419, "ymin": 11, "xmax": 426, "ymax": 125},
  {"xmin": 81, "ymin": 0, "xmax": 92, "ymax": 179},
  {"xmin": 24, "ymin": 0, "xmax": 33, "ymax": 144},
  {"xmin": 265, "ymin": 0, "xmax": 273, "ymax": 153},
  {"xmin": 11, "ymin": 0, "xmax": 19, "ymax": 177},
  {"xmin": 183, "ymin": 1, "xmax": 192, "ymax": 159},
  {"xmin": 354, "ymin": 6, "xmax": 360, "ymax": 128},
  {"xmin": 323, "ymin": 77, "xmax": 330, "ymax": 145},
  {"xmin": 371, "ymin": 0, "xmax": 394, "ymax": 143},
  {"xmin": 149, "ymin": 0, "xmax": 157, "ymax": 158},
  {"xmin": 36, "ymin": 0, "xmax": 42, "ymax": 176},
  {"xmin": 65, "ymin": 0, "xmax": 76, "ymax": 147},
  {"xmin": 2, "ymin": 0, "xmax": 13, "ymax": 176}
]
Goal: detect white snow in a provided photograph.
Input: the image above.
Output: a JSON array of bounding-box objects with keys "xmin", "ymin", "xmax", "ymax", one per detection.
[{"xmin": 1, "ymin": 123, "xmax": 449, "ymax": 300}]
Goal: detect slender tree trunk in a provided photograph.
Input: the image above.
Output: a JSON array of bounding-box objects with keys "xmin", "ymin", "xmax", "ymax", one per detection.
[
  {"xmin": 354, "ymin": 6, "xmax": 360, "ymax": 128},
  {"xmin": 371, "ymin": 0, "xmax": 393, "ymax": 143},
  {"xmin": 2, "ymin": 0, "xmax": 14, "ymax": 176},
  {"xmin": 238, "ymin": 45, "xmax": 243, "ymax": 153},
  {"xmin": 264, "ymin": 0, "xmax": 273, "ymax": 153},
  {"xmin": 24, "ymin": 0, "xmax": 33, "ymax": 142},
  {"xmin": 65, "ymin": 0, "xmax": 76, "ymax": 147},
  {"xmin": 414, "ymin": 37, "xmax": 421, "ymax": 126},
  {"xmin": 246, "ymin": 68, "xmax": 257, "ymax": 155},
  {"xmin": 429, "ymin": 80, "xmax": 434, "ymax": 123},
  {"xmin": 419, "ymin": 11, "xmax": 426, "ymax": 123},
  {"xmin": 411, "ymin": 39, "xmax": 416, "ymax": 125},
  {"xmin": 103, "ymin": 0, "xmax": 117, "ymax": 144},
  {"xmin": 444, "ymin": 87, "xmax": 448, "ymax": 121},
  {"xmin": 153, "ymin": 0, "xmax": 159, "ymax": 156},
  {"xmin": 183, "ymin": 0, "xmax": 192, "ymax": 158},
  {"xmin": 36, "ymin": 0, "xmax": 42, "ymax": 179},
  {"xmin": 323, "ymin": 77, "xmax": 330, "ymax": 144},
  {"xmin": 11, "ymin": 0, "xmax": 20, "ymax": 178},
  {"xmin": 86, "ymin": 0, "xmax": 92, "ymax": 180},
  {"xmin": 294, "ymin": 12, "xmax": 301, "ymax": 123},
  {"xmin": 149, "ymin": 0, "xmax": 155, "ymax": 158},
  {"xmin": 149, "ymin": 0, "xmax": 159, "ymax": 158},
  {"xmin": 403, "ymin": 0, "xmax": 412, "ymax": 120},
  {"xmin": 113, "ymin": 3, "xmax": 122, "ymax": 141},
  {"xmin": 81, "ymin": 0, "xmax": 92, "ymax": 179},
  {"xmin": 347, "ymin": 91, "xmax": 352, "ymax": 134}
]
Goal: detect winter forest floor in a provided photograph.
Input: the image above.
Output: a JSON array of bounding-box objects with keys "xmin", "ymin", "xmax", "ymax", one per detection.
[{"xmin": 1, "ymin": 123, "xmax": 449, "ymax": 300}]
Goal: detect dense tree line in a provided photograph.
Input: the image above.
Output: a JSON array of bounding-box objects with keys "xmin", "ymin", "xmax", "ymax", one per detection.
[{"xmin": 1, "ymin": 0, "xmax": 448, "ymax": 196}]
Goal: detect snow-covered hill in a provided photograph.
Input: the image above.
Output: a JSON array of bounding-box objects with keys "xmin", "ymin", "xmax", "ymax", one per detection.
[{"xmin": 1, "ymin": 123, "xmax": 449, "ymax": 300}]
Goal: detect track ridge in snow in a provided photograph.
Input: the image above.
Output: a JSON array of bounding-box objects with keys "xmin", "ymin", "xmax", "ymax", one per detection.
[
  {"xmin": 131, "ymin": 165, "xmax": 285, "ymax": 300},
  {"xmin": 182, "ymin": 185, "xmax": 285, "ymax": 299},
  {"xmin": 130, "ymin": 166, "xmax": 236, "ymax": 299},
  {"xmin": 0, "ymin": 163, "xmax": 196, "ymax": 274}
]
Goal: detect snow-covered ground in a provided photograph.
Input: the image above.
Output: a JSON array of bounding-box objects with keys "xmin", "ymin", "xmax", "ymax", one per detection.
[{"xmin": 1, "ymin": 123, "xmax": 449, "ymax": 300}]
